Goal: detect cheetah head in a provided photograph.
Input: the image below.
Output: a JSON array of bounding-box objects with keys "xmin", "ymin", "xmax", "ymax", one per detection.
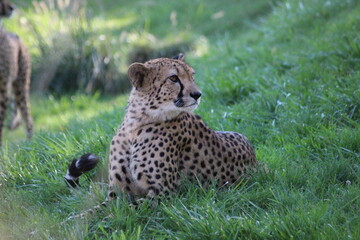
[
  {"xmin": 0, "ymin": 0, "xmax": 14, "ymax": 18},
  {"xmin": 128, "ymin": 54, "xmax": 202, "ymax": 120}
]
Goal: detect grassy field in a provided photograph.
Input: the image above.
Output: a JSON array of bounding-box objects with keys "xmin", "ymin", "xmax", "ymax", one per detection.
[{"xmin": 1, "ymin": 0, "xmax": 360, "ymax": 239}]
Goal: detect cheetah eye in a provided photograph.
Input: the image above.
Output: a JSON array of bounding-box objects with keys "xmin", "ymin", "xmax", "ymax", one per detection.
[{"xmin": 169, "ymin": 75, "xmax": 179, "ymax": 83}]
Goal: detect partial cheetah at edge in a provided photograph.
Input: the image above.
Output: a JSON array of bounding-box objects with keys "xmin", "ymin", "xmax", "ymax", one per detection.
[{"xmin": 0, "ymin": 0, "xmax": 33, "ymax": 146}]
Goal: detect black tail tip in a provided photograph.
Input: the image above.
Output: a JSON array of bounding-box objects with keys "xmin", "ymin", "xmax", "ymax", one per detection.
[
  {"xmin": 64, "ymin": 177, "xmax": 80, "ymax": 188},
  {"xmin": 76, "ymin": 153, "xmax": 99, "ymax": 172},
  {"xmin": 64, "ymin": 153, "xmax": 99, "ymax": 188}
]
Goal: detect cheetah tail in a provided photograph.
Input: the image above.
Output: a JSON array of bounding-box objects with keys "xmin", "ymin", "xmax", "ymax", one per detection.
[
  {"xmin": 63, "ymin": 197, "xmax": 112, "ymax": 223},
  {"xmin": 64, "ymin": 153, "xmax": 99, "ymax": 188}
]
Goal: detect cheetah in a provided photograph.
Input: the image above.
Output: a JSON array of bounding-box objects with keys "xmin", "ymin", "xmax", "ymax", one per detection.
[
  {"xmin": 0, "ymin": 0, "xmax": 33, "ymax": 146},
  {"xmin": 65, "ymin": 54, "xmax": 258, "ymax": 210}
]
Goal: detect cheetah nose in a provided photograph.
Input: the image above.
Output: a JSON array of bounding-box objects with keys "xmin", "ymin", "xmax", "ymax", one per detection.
[{"xmin": 190, "ymin": 91, "xmax": 202, "ymax": 100}]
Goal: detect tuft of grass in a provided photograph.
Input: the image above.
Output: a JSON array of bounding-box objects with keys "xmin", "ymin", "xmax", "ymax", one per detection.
[{"xmin": 1, "ymin": 0, "xmax": 360, "ymax": 239}]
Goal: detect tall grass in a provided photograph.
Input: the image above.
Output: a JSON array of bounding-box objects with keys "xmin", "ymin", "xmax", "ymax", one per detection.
[
  {"xmin": 1, "ymin": 0, "xmax": 359, "ymax": 239},
  {"xmin": 5, "ymin": 0, "xmax": 273, "ymax": 94},
  {"xmin": 10, "ymin": 0, "xmax": 128, "ymax": 94}
]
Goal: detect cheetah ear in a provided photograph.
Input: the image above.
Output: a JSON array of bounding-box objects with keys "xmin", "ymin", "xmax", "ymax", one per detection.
[
  {"xmin": 128, "ymin": 63, "xmax": 151, "ymax": 90},
  {"xmin": 173, "ymin": 53, "xmax": 185, "ymax": 62}
]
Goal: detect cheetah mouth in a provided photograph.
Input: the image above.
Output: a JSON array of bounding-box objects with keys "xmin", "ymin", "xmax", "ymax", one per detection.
[
  {"xmin": 174, "ymin": 98, "xmax": 185, "ymax": 107},
  {"xmin": 185, "ymin": 102, "xmax": 199, "ymax": 107},
  {"xmin": 174, "ymin": 98, "xmax": 199, "ymax": 108}
]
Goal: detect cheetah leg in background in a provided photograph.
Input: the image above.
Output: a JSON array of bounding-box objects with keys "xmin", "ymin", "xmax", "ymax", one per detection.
[
  {"xmin": 0, "ymin": 81, "xmax": 10, "ymax": 146},
  {"xmin": 7, "ymin": 96, "xmax": 21, "ymax": 130},
  {"xmin": 12, "ymin": 44, "xmax": 33, "ymax": 139}
]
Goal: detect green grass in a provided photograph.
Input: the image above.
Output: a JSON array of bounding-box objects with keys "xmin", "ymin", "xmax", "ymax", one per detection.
[{"xmin": 1, "ymin": 0, "xmax": 360, "ymax": 239}]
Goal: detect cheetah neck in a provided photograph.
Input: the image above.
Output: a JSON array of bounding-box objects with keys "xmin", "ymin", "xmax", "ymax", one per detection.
[{"xmin": 122, "ymin": 90, "xmax": 182, "ymax": 134}]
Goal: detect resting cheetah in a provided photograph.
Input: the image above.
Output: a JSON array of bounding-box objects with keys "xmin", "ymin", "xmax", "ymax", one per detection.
[
  {"xmin": 0, "ymin": 0, "xmax": 33, "ymax": 146},
  {"xmin": 66, "ymin": 54, "xmax": 258, "ymax": 206}
]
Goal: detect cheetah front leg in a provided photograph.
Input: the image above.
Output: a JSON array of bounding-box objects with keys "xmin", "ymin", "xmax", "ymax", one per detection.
[
  {"xmin": 12, "ymin": 79, "xmax": 33, "ymax": 139},
  {"xmin": 7, "ymin": 96, "xmax": 21, "ymax": 130},
  {"xmin": 129, "ymin": 140, "xmax": 180, "ymax": 200},
  {"xmin": 108, "ymin": 130, "xmax": 142, "ymax": 201},
  {"xmin": 12, "ymin": 44, "xmax": 33, "ymax": 139},
  {"xmin": 0, "ymin": 81, "xmax": 10, "ymax": 146}
]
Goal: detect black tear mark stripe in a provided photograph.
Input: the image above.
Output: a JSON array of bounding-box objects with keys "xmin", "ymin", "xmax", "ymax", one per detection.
[
  {"xmin": 175, "ymin": 66, "xmax": 184, "ymax": 98},
  {"xmin": 177, "ymin": 79, "xmax": 184, "ymax": 98}
]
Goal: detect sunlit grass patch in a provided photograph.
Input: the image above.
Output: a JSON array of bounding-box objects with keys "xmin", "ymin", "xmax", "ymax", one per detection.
[{"xmin": 2, "ymin": 94, "xmax": 128, "ymax": 144}]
